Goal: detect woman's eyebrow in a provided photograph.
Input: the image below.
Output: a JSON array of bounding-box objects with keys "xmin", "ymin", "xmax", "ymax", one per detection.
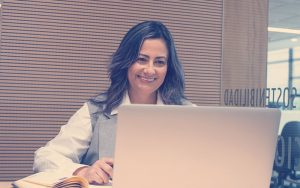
[
  {"xmin": 139, "ymin": 54, "xmax": 167, "ymax": 59},
  {"xmin": 138, "ymin": 54, "xmax": 149, "ymax": 58},
  {"xmin": 156, "ymin": 56, "xmax": 167, "ymax": 60}
]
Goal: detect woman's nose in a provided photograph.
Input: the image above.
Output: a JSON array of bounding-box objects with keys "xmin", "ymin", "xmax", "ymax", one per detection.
[{"xmin": 143, "ymin": 62, "xmax": 155, "ymax": 75}]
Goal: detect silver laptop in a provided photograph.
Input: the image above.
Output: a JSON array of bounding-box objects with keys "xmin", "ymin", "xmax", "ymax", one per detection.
[{"xmin": 112, "ymin": 105, "xmax": 281, "ymax": 188}]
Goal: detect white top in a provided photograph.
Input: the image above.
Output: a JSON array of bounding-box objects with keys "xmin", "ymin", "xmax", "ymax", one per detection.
[{"xmin": 33, "ymin": 93, "xmax": 164, "ymax": 176}]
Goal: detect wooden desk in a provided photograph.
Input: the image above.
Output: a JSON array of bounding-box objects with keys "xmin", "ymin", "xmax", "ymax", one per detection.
[
  {"xmin": 0, "ymin": 181, "xmax": 111, "ymax": 188},
  {"xmin": 0, "ymin": 181, "xmax": 112, "ymax": 188},
  {"xmin": 0, "ymin": 181, "xmax": 13, "ymax": 188}
]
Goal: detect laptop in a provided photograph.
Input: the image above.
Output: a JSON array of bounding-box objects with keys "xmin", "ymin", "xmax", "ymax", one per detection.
[{"xmin": 112, "ymin": 105, "xmax": 281, "ymax": 188}]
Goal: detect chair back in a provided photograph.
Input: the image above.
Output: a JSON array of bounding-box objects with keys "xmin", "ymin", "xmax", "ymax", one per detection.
[{"xmin": 273, "ymin": 121, "xmax": 300, "ymax": 184}]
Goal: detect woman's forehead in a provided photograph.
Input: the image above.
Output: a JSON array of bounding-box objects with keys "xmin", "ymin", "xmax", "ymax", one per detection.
[{"xmin": 139, "ymin": 38, "xmax": 168, "ymax": 57}]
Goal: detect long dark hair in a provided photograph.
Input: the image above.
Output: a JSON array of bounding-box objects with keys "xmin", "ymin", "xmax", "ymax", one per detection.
[{"xmin": 92, "ymin": 21, "xmax": 186, "ymax": 114}]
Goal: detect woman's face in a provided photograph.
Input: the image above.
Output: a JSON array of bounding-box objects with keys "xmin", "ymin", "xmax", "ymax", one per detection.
[{"xmin": 127, "ymin": 38, "xmax": 168, "ymax": 97}]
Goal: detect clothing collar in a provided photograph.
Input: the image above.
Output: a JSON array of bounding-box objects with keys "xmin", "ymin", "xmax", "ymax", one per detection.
[{"xmin": 110, "ymin": 92, "xmax": 164, "ymax": 115}]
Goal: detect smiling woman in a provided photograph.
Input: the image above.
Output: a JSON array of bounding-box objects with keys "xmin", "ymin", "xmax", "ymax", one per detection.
[
  {"xmin": 33, "ymin": 21, "xmax": 194, "ymax": 185},
  {"xmin": 127, "ymin": 38, "xmax": 168, "ymax": 104},
  {"xmin": 104, "ymin": 21, "xmax": 188, "ymax": 114}
]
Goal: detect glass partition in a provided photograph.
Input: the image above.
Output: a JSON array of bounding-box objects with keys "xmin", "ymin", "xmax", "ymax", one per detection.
[
  {"xmin": 268, "ymin": 1, "xmax": 300, "ymax": 111},
  {"xmin": 268, "ymin": 1, "xmax": 300, "ymax": 187}
]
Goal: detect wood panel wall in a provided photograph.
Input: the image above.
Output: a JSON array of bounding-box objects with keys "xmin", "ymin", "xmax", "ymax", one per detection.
[{"xmin": 0, "ymin": 0, "xmax": 224, "ymax": 181}]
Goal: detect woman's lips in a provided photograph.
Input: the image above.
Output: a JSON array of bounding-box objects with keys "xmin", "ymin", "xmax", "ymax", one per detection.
[{"xmin": 137, "ymin": 75, "xmax": 156, "ymax": 82}]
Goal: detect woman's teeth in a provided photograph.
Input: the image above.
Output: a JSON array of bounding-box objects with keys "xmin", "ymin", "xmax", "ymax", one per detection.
[{"xmin": 139, "ymin": 76, "xmax": 155, "ymax": 82}]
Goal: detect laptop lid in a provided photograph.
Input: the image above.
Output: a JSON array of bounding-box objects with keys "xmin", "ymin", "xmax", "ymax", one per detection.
[{"xmin": 112, "ymin": 105, "xmax": 281, "ymax": 188}]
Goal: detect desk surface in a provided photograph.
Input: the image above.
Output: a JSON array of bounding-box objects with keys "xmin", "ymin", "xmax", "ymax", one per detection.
[
  {"xmin": 0, "ymin": 181, "xmax": 112, "ymax": 188},
  {"xmin": 0, "ymin": 182, "xmax": 12, "ymax": 188}
]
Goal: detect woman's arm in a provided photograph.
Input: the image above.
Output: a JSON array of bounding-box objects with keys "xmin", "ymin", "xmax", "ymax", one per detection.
[{"xmin": 33, "ymin": 103, "xmax": 92, "ymax": 176}]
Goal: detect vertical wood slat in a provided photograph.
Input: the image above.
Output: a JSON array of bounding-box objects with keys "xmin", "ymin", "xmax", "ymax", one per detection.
[
  {"xmin": 0, "ymin": 0, "xmax": 222, "ymax": 181},
  {"xmin": 221, "ymin": 0, "xmax": 268, "ymax": 106}
]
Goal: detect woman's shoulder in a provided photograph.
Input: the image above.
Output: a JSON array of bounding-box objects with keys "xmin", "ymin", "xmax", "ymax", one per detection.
[
  {"xmin": 86, "ymin": 93, "xmax": 108, "ymax": 113},
  {"xmin": 89, "ymin": 93, "xmax": 107, "ymax": 103},
  {"xmin": 181, "ymin": 98, "xmax": 197, "ymax": 106}
]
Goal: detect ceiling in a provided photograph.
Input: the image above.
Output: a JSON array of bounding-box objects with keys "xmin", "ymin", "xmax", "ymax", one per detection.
[{"xmin": 268, "ymin": 0, "xmax": 300, "ymax": 51}]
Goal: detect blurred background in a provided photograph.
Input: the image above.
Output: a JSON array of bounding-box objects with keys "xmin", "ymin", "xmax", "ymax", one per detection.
[{"xmin": 268, "ymin": 0, "xmax": 300, "ymax": 110}]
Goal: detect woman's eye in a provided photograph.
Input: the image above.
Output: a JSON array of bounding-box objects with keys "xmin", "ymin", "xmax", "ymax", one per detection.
[
  {"xmin": 136, "ymin": 57, "xmax": 147, "ymax": 64},
  {"xmin": 155, "ymin": 60, "xmax": 166, "ymax": 66}
]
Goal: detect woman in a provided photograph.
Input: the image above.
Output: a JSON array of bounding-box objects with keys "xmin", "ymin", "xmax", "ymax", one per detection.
[{"xmin": 33, "ymin": 21, "xmax": 193, "ymax": 184}]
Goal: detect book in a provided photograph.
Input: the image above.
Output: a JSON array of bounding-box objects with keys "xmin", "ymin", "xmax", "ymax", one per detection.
[{"xmin": 12, "ymin": 171, "xmax": 112, "ymax": 188}]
